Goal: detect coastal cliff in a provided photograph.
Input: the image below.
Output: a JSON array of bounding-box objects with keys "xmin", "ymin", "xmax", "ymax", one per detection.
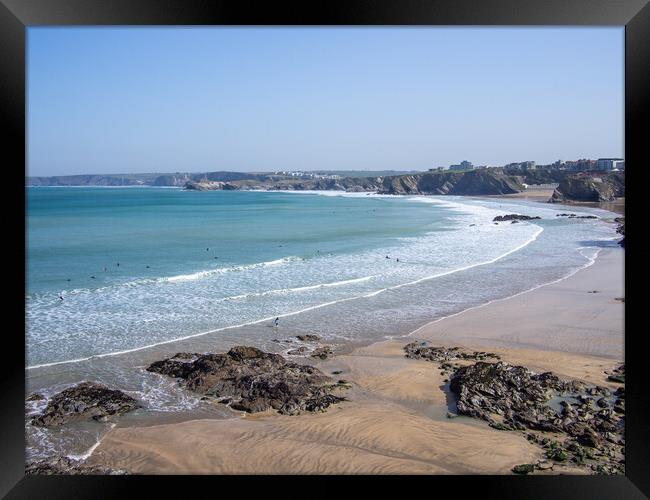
[
  {"xmin": 28, "ymin": 169, "xmax": 624, "ymax": 202},
  {"xmin": 184, "ymin": 180, "xmax": 239, "ymax": 191},
  {"xmin": 265, "ymin": 169, "xmax": 524, "ymax": 196},
  {"xmin": 373, "ymin": 169, "xmax": 523, "ymax": 195},
  {"xmin": 550, "ymin": 172, "xmax": 624, "ymax": 203}
]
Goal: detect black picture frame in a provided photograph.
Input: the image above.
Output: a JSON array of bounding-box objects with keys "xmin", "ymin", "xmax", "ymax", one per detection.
[{"xmin": 3, "ymin": 0, "xmax": 648, "ymax": 497}]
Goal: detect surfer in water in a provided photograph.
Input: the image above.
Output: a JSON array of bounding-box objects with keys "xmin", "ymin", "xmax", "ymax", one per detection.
[{"xmin": 58, "ymin": 294, "xmax": 64, "ymax": 301}]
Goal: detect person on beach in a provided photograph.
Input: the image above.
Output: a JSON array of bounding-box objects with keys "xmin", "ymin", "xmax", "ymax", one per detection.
[{"xmin": 274, "ymin": 317, "xmax": 280, "ymax": 327}]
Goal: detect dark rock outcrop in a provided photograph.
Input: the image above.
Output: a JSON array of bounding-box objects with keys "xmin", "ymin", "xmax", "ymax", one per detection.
[
  {"xmin": 450, "ymin": 362, "xmax": 568, "ymax": 431},
  {"xmin": 310, "ymin": 346, "xmax": 333, "ymax": 360},
  {"xmin": 30, "ymin": 382, "xmax": 140, "ymax": 427},
  {"xmin": 615, "ymin": 217, "xmax": 625, "ymax": 247},
  {"xmin": 404, "ymin": 342, "xmax": 500, "ymax": 363},
  {"xmin": 296, "ymin": 334, "xmax": 320, "ymax": 342},
  {"xmin": 512, "ymin": 463, "xmax": 535, "ymax": 474},
  {"xmin": 492, "ymin": 214, "xmax": 541, "ymax": 222},
  {"xmin": 25, "ymin": 456, "xmax": 129, "ymax": 475},
  {"xmin": 607, "ymin": 364, "xmax": 625, "ymax": 384},
  {"xmin": 448, "ymin": 361, "xmax": 624, "ymax": 474},
  {"xmin": 146, "ymin": 346, "xmax": 345, "ymax": 415}
]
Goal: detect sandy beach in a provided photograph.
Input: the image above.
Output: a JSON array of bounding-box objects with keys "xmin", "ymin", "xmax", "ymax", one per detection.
[
  {"xmin": 486, "ymin": 190, "xmax": 625, "ymax": 216},
  {"xmin": 86, "ymin": 243, "xmax": 624, "ymax": 475}
]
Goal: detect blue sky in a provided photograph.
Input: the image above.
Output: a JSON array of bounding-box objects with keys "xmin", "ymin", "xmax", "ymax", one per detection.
[{"xmin": 28, "ymin": 27, "xmax": 623, "ymax": 176}]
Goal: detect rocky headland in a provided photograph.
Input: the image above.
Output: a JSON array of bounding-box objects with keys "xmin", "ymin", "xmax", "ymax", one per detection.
[
  {"xmin": 550, "ymin": 172, "xmax": 625, "ymax": 203},
  {"xmin": 184, "ymin": 180, "xmax": 239, "ymax": 191},
  {"xmin": 27, "ymin": 168, "xmax": 624, "ymax": 205}
]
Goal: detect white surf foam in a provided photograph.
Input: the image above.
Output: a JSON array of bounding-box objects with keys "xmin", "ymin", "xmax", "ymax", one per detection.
[
  {"xmin": 27, "ymin": 224, "xmax": 544, "ymax": 370},
  {"xmin": 213, "ymin": 275, "xmax": 377, "ymax": 302}
]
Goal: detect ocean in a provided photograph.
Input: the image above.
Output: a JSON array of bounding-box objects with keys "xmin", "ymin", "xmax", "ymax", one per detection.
[{"xmin": 25, "ymin": 186, "xmax": 620, "ymax": 459}]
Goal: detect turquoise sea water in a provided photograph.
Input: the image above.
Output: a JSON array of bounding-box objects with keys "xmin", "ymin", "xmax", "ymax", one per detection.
[
  {"xmin": 25, "ymin": 186, "xmax": 620, "ymax": 460},
  {"xmin": 27, "ymin": 187, "xmax": 619, "ymax": 369}
]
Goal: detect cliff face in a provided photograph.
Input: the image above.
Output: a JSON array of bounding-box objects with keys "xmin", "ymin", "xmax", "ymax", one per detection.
[
  {"xmin": 550, "ymin": 172, "xmax": 624, "ymax": 203},
  {"xmin": 152, "ymin": 174, "xmax": 191, "ymax": 186},
  {"xmin": 27, "ymin": 175, "xmax": 145, "ymax": 186},
  {"xmin": 244, "ymin": 170, "xmax": 525, "ymax": 195},
  {"xmin": 374, "ymin": 170, "xmax": 523, "ymax": 195},
  {"xmin": 447, "ymin": 169, "xmax": 523, "ymax": 195},
  {"xmin": 184, "ymin": 180, "xmax": 239, "ymax": 191},
  {"xmin": 32, "ymin": 168, "xmax": 620, "ymax": 200}
]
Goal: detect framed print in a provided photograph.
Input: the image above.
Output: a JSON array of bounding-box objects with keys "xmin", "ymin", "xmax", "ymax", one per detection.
[{"xmin": 2, "ymin": 0, "xmax": 648, "ymax": 498}]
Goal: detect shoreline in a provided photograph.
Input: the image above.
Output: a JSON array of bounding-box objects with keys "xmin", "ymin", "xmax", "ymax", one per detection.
[
  {"xmin": 26, "ymin": 194, "xmax": 619, "ymax": 372},
  {"xmin": 85, "ymin": 243, "xmax": 624, "ymax": 474},
  {"xmin": 483, "ymin": 191, "xmax": 625, "ymax": 216}
]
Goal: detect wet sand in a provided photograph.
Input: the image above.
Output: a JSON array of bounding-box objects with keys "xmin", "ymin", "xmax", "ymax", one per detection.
[
  {"xmin": 485, "ymin": 190, "xmax": 625, "ymax": 216},
  {"xmin": 88, "ymin": 247, "xmax": 623, "ymax": 474}
]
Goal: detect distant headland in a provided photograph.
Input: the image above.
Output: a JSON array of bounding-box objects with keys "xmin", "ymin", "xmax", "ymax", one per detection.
[{"xmin": 26, "ymin": 159, "xmax": 625, "ymax": 203}]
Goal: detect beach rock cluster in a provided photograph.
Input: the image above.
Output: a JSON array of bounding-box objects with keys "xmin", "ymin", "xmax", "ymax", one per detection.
[
  {"xmin": 607, "ymin": 364, "xmax": 625, "ymax": 384},
  {"xmin": 448, "ymin": 361, "xmax": 625, "ymax": 474},
  {"xmin": 311, "ymin": 346, "xmax": 333, "ymax": 360},
  {"xmin": 404, "ymin": 342, "xmax": 500, "ymax": 363},
  {"xmin": 146, "ymin": 346, "xmax": 346, "ymax": 415},
  {"xmin": 492, "ymin": 214, "xmax": 541, "ymax": 222},
  {"xmin": 30, "ymin": 382, "xmax": 140, "ymax": 427},
  {"xmin": 273, "ymin": 335, "xmax": 334, "ymax": 359},
  {"xmin": 555, "ymin": 213, "xmax": 598, "ymax": 219},
  {"xmin": 402, "ymin": 344, "xmax": 625, "ymax": 475},
  {"xmin": 296, "ymin": 334, "xmax": 320, "ymax": 342},
  {"xmin": 25, "ymin": 456, "xmax": 129, "ymax": 475},
  {"xmin": 450, "ymin": 362, "xmax": 594, "ymax": 430}
]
